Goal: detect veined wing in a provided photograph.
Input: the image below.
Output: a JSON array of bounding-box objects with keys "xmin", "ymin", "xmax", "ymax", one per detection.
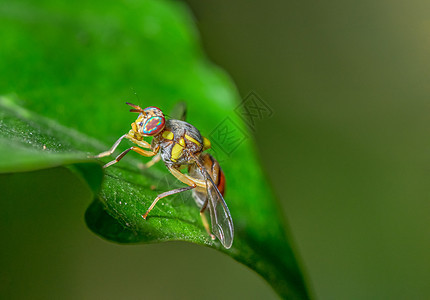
[
  {"xmin": 170, "ymin": 101, "xmax": 187, "ymax": 121},
  {"xmin": 192, "ymin": 154, "xmax": 234, "ymax": 249}
]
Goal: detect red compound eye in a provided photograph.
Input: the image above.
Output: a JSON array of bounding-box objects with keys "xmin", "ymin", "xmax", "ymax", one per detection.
[
  {"xmin": 141, "ymin": 106, "xmax": 165, "ymax": 136},
  {"xmin": 143, "ymin": 116, "xmax": 165, "ymax": 135}
]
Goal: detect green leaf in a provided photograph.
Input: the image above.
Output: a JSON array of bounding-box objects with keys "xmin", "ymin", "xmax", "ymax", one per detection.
[{"xmin": 0, "ymin": 1, "xmax": 309, "ymax": 298}]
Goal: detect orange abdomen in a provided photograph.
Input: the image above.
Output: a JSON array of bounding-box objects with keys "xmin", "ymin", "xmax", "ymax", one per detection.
[{"xmin": 217, "ymin": 167, "xmax": 226, "ymax": 196}]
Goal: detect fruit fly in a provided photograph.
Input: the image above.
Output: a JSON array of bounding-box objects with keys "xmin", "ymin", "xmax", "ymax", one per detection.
[{"xmin": 95, "ymin": 102, "xmax": 234, "ymax": 249}]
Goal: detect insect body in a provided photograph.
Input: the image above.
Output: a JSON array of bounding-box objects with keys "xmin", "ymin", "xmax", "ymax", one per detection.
[{"xmin": 96, "ymin": 103, "xmax": 234, "ymax": 249}]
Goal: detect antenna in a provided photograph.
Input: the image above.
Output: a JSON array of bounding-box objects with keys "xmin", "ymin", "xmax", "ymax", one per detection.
[
  {"xmin": 131, "ymin": 87, "xmax": 141, "ymax": 103},
  {"xmin": 128, "ymin": 88, "xmax": 146, "ymax": 114}
]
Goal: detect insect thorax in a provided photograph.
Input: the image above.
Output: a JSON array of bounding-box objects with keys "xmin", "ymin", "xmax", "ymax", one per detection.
[{"xmin": 152, "ymin": 119, "xmax": 204, "ymax": 166}]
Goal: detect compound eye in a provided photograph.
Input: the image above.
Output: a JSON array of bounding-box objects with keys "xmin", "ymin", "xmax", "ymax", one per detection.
[
  {"xmin": 142, "ymin": 116, "xmax": 165, "ymax": 135},
  {"xmin": 142, "ymin": 106, "xmax": 165, "ymax": 136}
]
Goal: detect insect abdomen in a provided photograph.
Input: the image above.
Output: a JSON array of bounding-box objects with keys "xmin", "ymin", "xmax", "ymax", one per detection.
[{"xmin": 189, "ymin": 153, "xmax": 226, "ymax": 195}]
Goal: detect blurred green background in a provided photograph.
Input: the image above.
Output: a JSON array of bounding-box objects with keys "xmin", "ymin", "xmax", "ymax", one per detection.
[
  {"xmin": 184, "ymin": 0, "xmax": 430, "ymax": 298},
  {"xmin": 1, "ymin": 0, "xmax": 430, "ymax": 299}
]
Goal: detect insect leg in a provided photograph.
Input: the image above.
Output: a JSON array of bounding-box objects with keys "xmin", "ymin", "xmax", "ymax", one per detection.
[
  {"xmin": 129, "ymin": 137, "xmax": 152, "ymax": 149},
  {"xmin": 94, "ymin": 134, "xmax": 128, "ymax": 158},
  {"xmin": 143, "ymin": 153, "xmax": 161, "ymax": 169},
  {"xmin": 168, "ymin": 165, "xmax": 216, "ymax": 239},
  {"xmin": 142, "ymin": 185, "xmax": 196, "ymax": 219},
  {"xmin": 103, "ymin": 146, "xmax": 156, "ymax": 168},
  {"xmin": 199, "ymin": 198, "xmax": 216, "ymax": 240},
  {"xmin": 167, "ymin": 166, "xmax": 206, "ymax": 188}
]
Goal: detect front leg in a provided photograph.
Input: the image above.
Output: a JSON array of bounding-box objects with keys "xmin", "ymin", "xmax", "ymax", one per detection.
[
  {"xmin": 94, "ymin": 134, "xmax": 128, "ymax": 158},
  {"xmin": 126, "ymin": 134, "xmax": 152, "ymax": 149},
  {"xmin": 95, "ymin": 132, "xmax": 157, "ymax": 168},
  {"xmin": 95, "ymin": 132, "xmax": 152, "ymax": 159},
  {"xmin": 103, "ymin": 146, "xmax": 157, "ymax": 168}
]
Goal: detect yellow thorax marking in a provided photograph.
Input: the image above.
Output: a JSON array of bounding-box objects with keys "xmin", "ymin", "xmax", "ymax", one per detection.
[
  {"xmin": 171, "ymin": 143, "xmax": 183, "ymax": 161},
  {"xmin": 184, "ymin": 134, "xmax": 201, "ymax": 147},
  {"xmin": 179, "ymin": 138, "xmax": 186, "ymax": 147},
  {"xmin": 162, "ymin": 130, "xmax": 174, "ymax": 140},
  {"xmin": 203, "ymin": 136, "xmax": 211, "ymax": 150}
]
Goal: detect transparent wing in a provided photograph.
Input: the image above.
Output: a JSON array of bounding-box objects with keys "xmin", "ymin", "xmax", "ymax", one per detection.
[
  {"xmin": 192, "ymin": 155, "xmax": 234, "ymax": 249},
  {"xmin": 170, "ymin": 101, "xmax": 187, "ymax": 121}
]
